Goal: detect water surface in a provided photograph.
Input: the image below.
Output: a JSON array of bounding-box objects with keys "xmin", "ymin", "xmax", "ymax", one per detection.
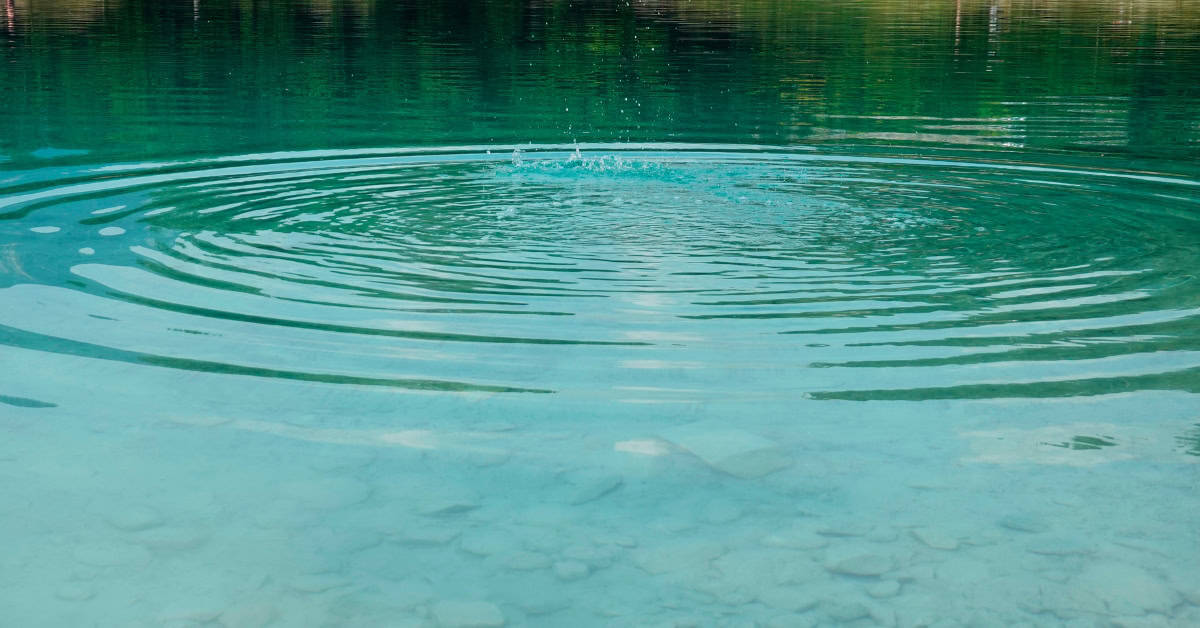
[{"xmin": 2, "ymin": 1, "xmax": 1199, "ymax": 626}]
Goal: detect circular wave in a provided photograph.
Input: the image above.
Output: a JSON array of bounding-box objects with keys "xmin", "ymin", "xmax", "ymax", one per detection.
[{"xmin": 2, "ymin": 144, "xmax": 1198, "ymax": 400}]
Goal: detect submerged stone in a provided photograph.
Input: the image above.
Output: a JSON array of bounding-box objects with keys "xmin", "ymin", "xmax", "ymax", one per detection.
[
  {"xmin": 103, "ymin": 505, "xmax": 165, "ymax": 532},
  {"xmin": 553, "ymin": 560, "xmax": 591, "ymax": 581},
  {"xmin": 911, "ymin": 527, "xmax": 960, "ymax": 551},
  {"xmin": 135, "ymin": 526, "xmax": 209, "ymax": 551},
  {"xmin": 701, "ymin": 500, "xmax": 744, "ymax": 525},
  {"xmin": 503, "ymin": 550, "xmax": 552, "ymax": 571},
  {"xmin": 1074, "ymin": 561, "xmax": 1180, "ymax": 615},
  {"xmin": 565, "ymin": 470, "xmax": 623, "ymax": 505},
  {"xmin": 756, "ymin": 586, "xmax": 819, "ymax": 613},
  {"xmin": 817, "ymin": 522, "xmax": 873, "ymax": 538},
  {"xmin": 220, "ymin": 601, "xmax": 279, "ymax": 628},
  {"xmin": 632, "ymin": 540, "xmax": 725, "ymax": 575},
  {"xmin": 414, "ymin": 489, "xmax": 481, "ymax": 517},
  {"xmin": 1026, "ymin": 536, "xmax": 1094, "ymax": 556},
  {"xmin": 282, "ymin": 477, "xmax": 371, "ymax": 510},
  {"xmin": 397, "ymin": 525, "xmax": 460, "ymax": 546},
  {"xmin": 867, "ymin": 580, "xmax": 901, "ymax": 599},
  {"xmin": 997, "ymin": 514, "xmax": 1049, "ymax": 534},
  {"xmin": 765, "ymin": 614, "xmax": 817, "ymax": 628},
  {"xmin": 561, "ymin": 544, "xmax": 617, "ymax": 568},
  {"xmin": 459, "ymin": 529, "xmax": 516, "ymax": 557},
  {"xmin": 432, "ymin": 600, "xmax": 505, "ymax": 628},
  {"xmin": 54, "ymin": 583, "xmax": 95, "ymax": 601},
  {"xmin": 762, "ymin": 527, "xmax": 829, "ymax": 551},
  {"xmin": 72, "ymin": 542, "xmax": 152, "ymax": 567},
  {"xmin": 513, "ymin": 589, "xmax": 569, "ymax": 615},
  {"xmin": 660, "ymin": 423, "xmax": 792, "ymax": 478},
  {"xmin": 288, "ymin": 573, "xmax": 351, "ymax": 594},
  {"xmin": 157, "ymin": 599, "xmax": 226, "ymax": 624},
  {"xmin": 823, "ymin": 600, "xmax": 871, "ymax": 622},
  {"xmin": 826, "ymin": 553, "xmax": 894, "ymax": 577}
]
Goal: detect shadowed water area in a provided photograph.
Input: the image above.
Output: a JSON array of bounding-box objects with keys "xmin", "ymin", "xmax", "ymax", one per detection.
[{"xmin": 2, "ymin": 1, "xmax": 1200, "ymax": 626}]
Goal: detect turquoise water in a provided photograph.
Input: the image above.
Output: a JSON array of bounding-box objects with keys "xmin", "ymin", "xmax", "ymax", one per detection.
[{"xmin": 3, "ymin": 2, "xmax": 1200, "ymax": 627}]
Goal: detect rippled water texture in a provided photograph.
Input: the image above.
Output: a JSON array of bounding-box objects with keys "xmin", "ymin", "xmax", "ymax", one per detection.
[{"xmin": 3, "ymin": 2, "xmax": 1200, "ymax": 627}]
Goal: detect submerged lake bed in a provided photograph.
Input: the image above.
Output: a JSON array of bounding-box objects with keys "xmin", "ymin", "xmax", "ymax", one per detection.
[{"xmin": 2, "ymin": 1, "xmax": 1199, "ymax": 626}]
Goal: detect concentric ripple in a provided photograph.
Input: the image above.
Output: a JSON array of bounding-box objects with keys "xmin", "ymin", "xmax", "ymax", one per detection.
[{"xmin": 2, "ymin": 144, "xmax": 1199, "ymax": 401}]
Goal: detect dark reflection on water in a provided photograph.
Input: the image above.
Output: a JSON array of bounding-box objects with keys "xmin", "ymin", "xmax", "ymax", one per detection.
[{"xmin": 1, "ymin": 0, "xmax": 1199, "ymax": 163}]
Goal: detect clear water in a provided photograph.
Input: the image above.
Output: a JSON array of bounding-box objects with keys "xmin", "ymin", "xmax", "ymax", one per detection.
[{"xmin": 2, "ymin": 2, "xmax": 1200, "ymax": 627}]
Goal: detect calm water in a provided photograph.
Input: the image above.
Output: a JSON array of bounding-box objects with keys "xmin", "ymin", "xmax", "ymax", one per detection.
[{"xmin": 2, "ymin": 1, "xmax": 1200, "ymax": 626}]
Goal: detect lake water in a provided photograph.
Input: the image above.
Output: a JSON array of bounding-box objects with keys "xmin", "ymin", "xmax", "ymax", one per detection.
[{"xmin": 2, "ymin": 1, "xmax": 1199, "ymax": 626}]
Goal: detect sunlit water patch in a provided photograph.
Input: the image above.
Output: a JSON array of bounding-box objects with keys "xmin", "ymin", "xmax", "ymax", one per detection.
[{"xmin": 2, "ymin": 144, "xmax": 1199, "ymax": 626}]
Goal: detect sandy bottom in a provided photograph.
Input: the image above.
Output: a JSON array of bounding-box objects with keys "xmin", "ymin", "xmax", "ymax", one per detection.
[{"xmin": 2, "ymin": 347, "xmax": 1198, "ymax": 628}]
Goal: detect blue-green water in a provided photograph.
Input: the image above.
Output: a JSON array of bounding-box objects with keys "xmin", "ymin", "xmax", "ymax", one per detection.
[{"xmin": 2, "ymin": 2, "xmax": 1200, "ymax": 626}]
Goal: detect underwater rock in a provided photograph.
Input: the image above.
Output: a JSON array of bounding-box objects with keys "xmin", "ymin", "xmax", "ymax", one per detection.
[
  {"xmin": 601, "ymin": 534, "xmax": 638, "ymax": 548},
  {"xmin": 503, "ymin": 550, "xmax": 552, "ymax": 571},
  {"xmin": 997, "ymin": 514, "xmax": 1049, "ymax": 534},
  {"xmin": 756, "ymin": 586, "xmax": 820, "ymax": 613},
  {"xmin": 660, "ymin": 423, "xmax": 792, "ymax": 479},
  {"xmin": 54, "ymin": 583, "xmax": 95, "ymax": 601},
  {"xmin": 866, "ymin": 527, "xmax": 900, "ymax": 543},
  {"xmin": 432, "ymin": 600, "xmax": 505, "ymax": 628},
  {"xmin": 465, "ymin": 449, "xmax": 511, "ymax": 468},
  {"xmin": 413, "ymin": 488, "xmax": 481, "ymax": 517},
  {"xmin": 561, "ymin": 544, "xmax": 617, "ymax": 569},
  {"xmin": 825, "ymin": 553, "xmax": 894, "ymax": 577},
  {"xmin": 459, "ymin": 529, "xmax": 517, "ymax": 557},
  {"xmin": 822, "ymin": 600, "xmax": 871, "ymax": 622},
  {"xmin": 553, "ymin": 560, "xmax": 590, "ymax": 581},
  {"xmin": 892, "ymin": 563, "xmax": 935, "ymax": 582},
  {"xmin": 868, "ymin": 604, "xmax": 898, "ymax": 627},
  {"xmin": 632, "ymin": 540, "xmax": 725, "ymax": 576},
  {"xmin": 512, "ymin": 589, "xmax": 569, "ymax": 616},
  {"xmin": 157, "ymin": 599, "xmax": 226, "ymax": 624},
  {"xmin": 282, "ymin": 477, "xmax": 371, "ymax": 510},
  {"xmin": 135, "ymin": 526, "xmax": 209, "ymax": 551},
  {"xmin": 714, "ymin": 547, "xmax": 819, "ymax": 591},
  {"xmin": 288, "ymin": 573, "xmax": 351, "ymax": 594},
  {"xmin": 934, "ymin": 557, "xmax": 990, "ymax": 583},
  {"xmin": 305, "ymin": 526, "xmax": 383, "ymax": 555},
  {"xmin": 72, "ymin": 542, "xmax": 152, "ymax": 567},
  {"xmin": 867, "ymin": 580, "xmax": 901, "ymax": 599},
  {"xmin": 163, "ymin": 415, "xmax": 232, "ymax": 428},
  {"xmin": 911, "ymin": 528, "xmax": 959, "ymax": 551},
  {"xmin": 817, "ymin": 521, "xmax": 873, "ymax": 538},
  {"xmin": 695, "ymin": 579, "xmax": 756, "ymax": 606},
  {"xmin": 761, "ymin": 526, "xmax": 829, "ymax": 551},
  {"xmin": 397, "ymin": 525, "xmax": 460, "ymax": 546},
  {"xmin": 701, "ymin": 500, "xmax": 744, "ymax": 525},
  {"xmin": 1074, "ymin": 561, "xmax": 1180, "ymax": 615},
  {"xmin": 1109, "ymin": 616, "xmax": 1176, "ymax": 628},
  {"xmin": 564, "ymin": 470, "xmax": 623, "ymax": 505},
  {"xmin": 308, "ymin": 449, "xmax": 376, "ymax": 473},
  {"xmin": 516, "ymin": 526, "xmax": 565, "ymax": 553},
  {"xmin": 103, "ymin": 505, "xmax": 165, "ymax": 532},
  {"xmin": 1026, "ymin": 536, "xmax": 1093, "ymax": 556},
  {"xmin": 372, "ymin": 577, "xmax": 435, "ymax": 609},
  {"xmin": 765, "ymin": 614, "xmax": 817, "ymax": 628},
  {"xmin": 220, "ymin": 601, "xmax": 279, "ymax": 628}
]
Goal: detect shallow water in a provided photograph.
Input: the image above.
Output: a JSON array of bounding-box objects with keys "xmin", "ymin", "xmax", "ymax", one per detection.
[{"xmin": 2, "ymin": 2, "xmax": 1200, "ymax": 627}]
